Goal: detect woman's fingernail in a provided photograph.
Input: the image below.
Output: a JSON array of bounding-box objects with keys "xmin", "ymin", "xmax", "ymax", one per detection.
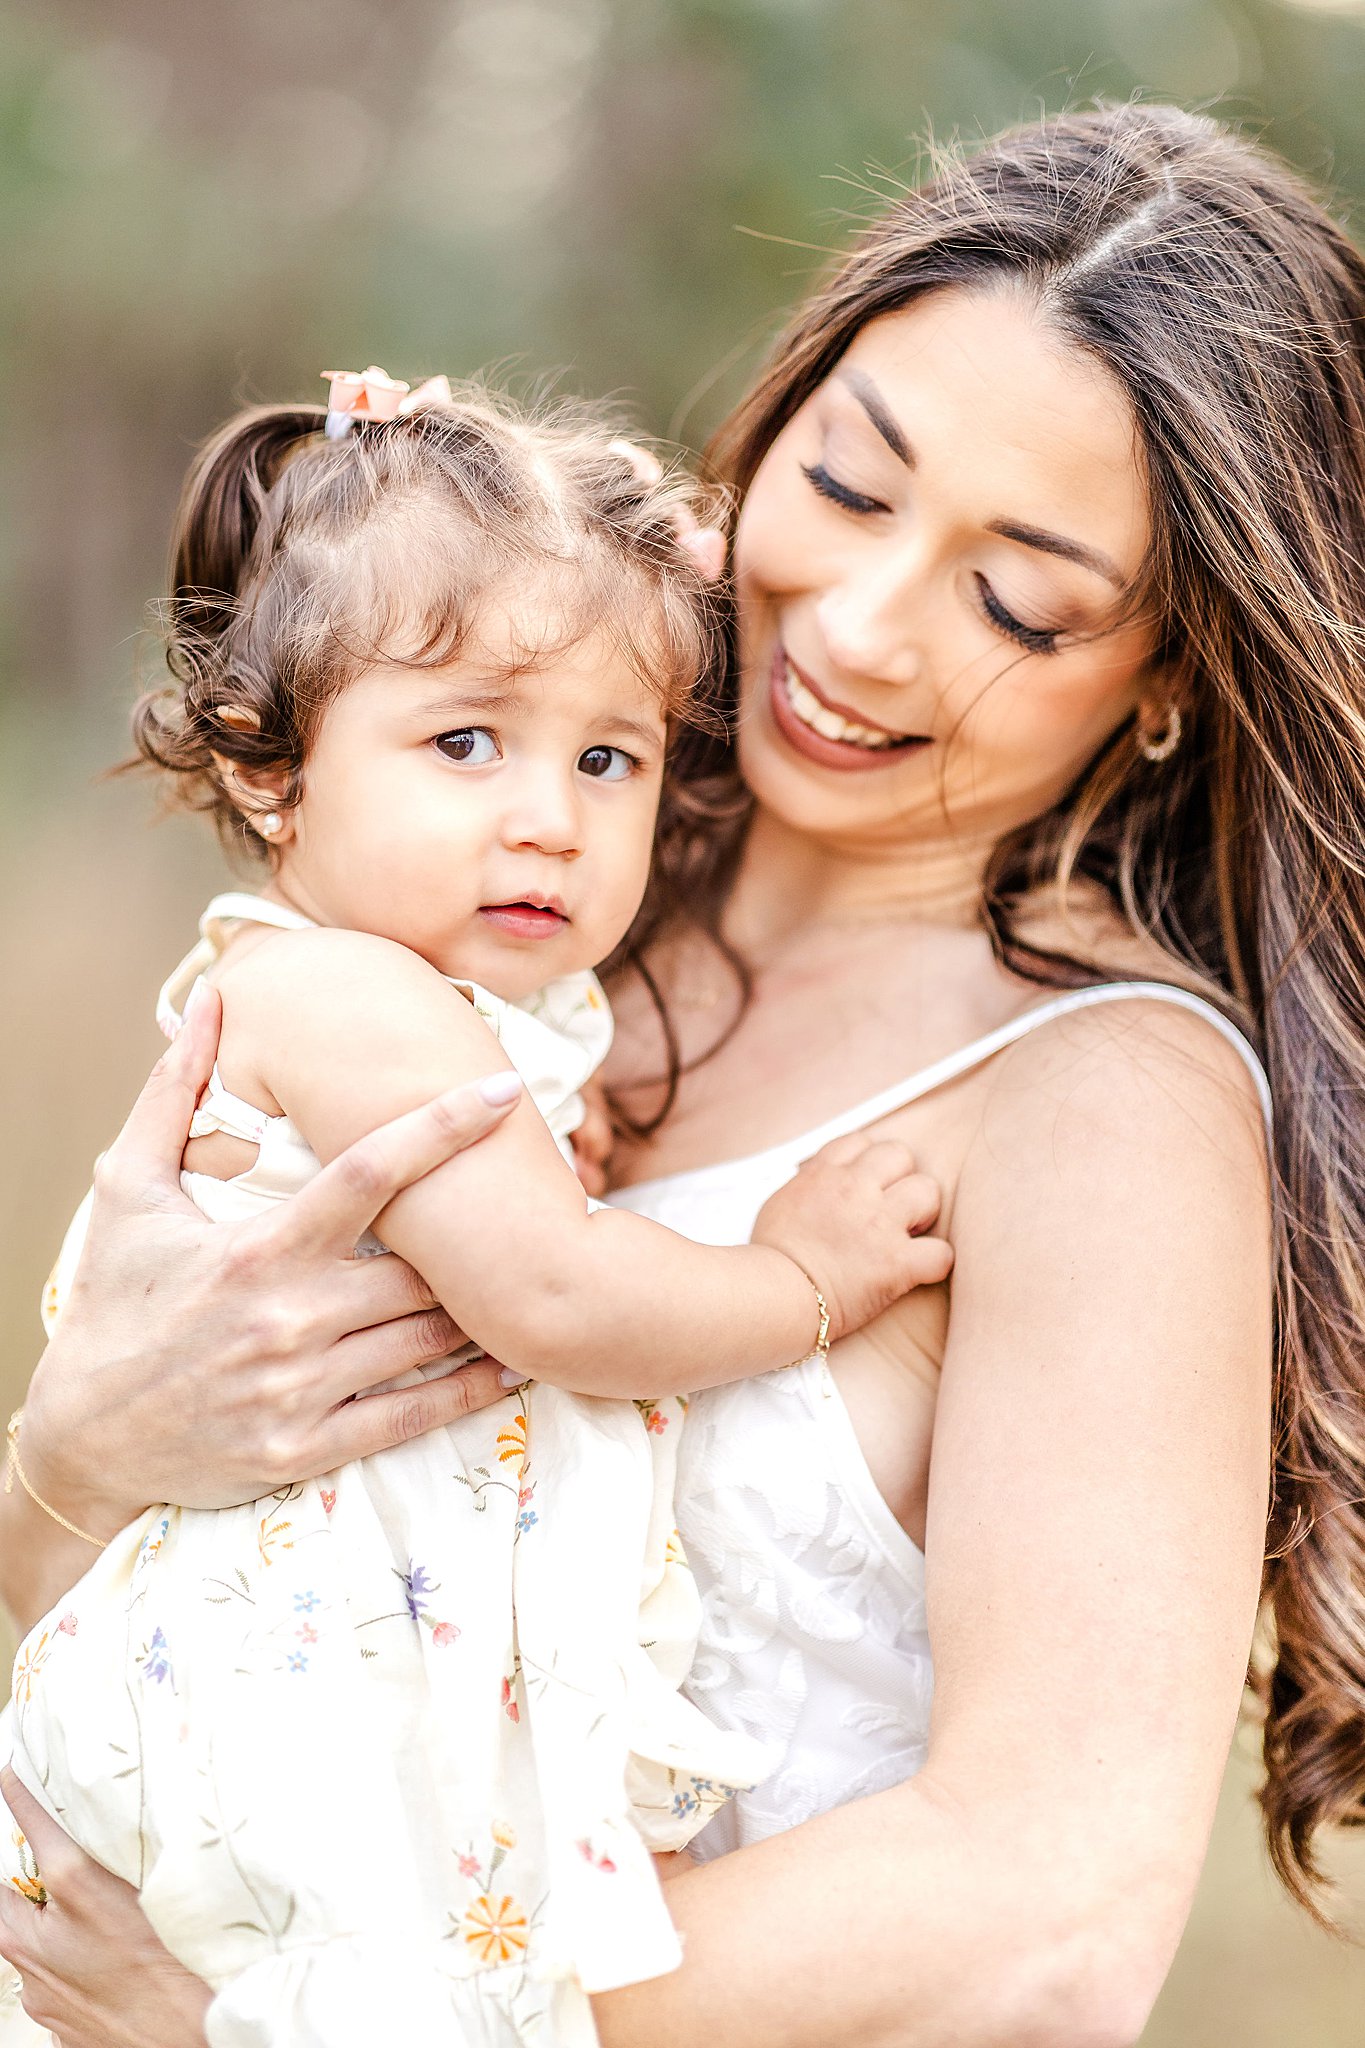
[
  {"xmin": 498, "ymin": 1367, "xmax": 527, "ymax": 1389},
  {"xmin": 479, "ymin": 1071, "xmax": 523, "ymax": 1107}
]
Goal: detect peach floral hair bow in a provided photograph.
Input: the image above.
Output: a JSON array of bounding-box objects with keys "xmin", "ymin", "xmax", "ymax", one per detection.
[{"xmin": 321, "ymin": 366, "xmax": 454, "ymax": 439}]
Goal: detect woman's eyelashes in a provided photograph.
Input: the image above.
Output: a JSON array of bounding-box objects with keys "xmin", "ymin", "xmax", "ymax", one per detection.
[
  {"xmin": 975, "ymin": 576, "xmax": 1062, "ymax": 655},
  {"xmin": 801, "ymin": 461, "xmax": 890, "ymax": 517}
]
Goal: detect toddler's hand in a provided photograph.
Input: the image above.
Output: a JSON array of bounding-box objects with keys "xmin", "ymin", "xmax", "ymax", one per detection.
[
  {"xmin": 570, "ymin": 1079, "xmax": 614, "ymax": 1198},
  {"xmin": 752, "ymin": 1133, "xmax": 953, "ymax": 1344}
]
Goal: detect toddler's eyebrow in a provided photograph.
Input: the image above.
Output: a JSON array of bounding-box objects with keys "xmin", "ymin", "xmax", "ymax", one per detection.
[{"xmin": 415, "ymin": 684, "xmax": 522, "ymax": 719}]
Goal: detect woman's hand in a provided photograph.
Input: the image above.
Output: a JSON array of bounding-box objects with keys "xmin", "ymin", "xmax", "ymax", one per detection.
[
  {"xmin": 0, "ymin": 1768, "xmax": 212, "ymax": 2047},
  {"xmin": 12, "ymin": 985, "xmax": 523, "ymax": 1545}
]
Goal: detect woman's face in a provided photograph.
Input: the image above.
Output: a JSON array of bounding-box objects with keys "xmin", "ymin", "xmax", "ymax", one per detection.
[{"xmin": 733, "ymin": 287, "xmax": 1161, "ymax": 861}]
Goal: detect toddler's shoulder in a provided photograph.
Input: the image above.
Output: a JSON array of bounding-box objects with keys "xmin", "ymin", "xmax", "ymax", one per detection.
[{"xmin": 216, "ymin": 924, "xmax": 487, "ymax": 1044}]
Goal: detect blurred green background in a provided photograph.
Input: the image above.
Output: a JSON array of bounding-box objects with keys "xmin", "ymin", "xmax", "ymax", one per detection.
[{"xmin": 3, "ymin": 0, "xmax": 1365, "ymax": 2035}]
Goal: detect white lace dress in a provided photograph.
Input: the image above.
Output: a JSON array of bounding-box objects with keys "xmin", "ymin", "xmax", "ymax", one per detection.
[{"xmin": 0, "ymin": 896, "xmax": 768, "ymax": 2048}]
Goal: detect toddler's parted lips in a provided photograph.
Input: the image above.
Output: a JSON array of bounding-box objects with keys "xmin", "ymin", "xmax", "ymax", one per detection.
[{"xmin": 478, "ymin": 895, "xmax": 569, "ymax": 939}]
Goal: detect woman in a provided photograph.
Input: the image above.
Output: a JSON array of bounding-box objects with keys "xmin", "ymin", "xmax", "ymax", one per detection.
[{"xmin": 3, "ymin": 102, "xmax": 1363, "ymax": 2046}]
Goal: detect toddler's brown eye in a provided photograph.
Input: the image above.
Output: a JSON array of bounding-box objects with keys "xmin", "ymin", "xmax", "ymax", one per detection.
[
  {"xmin": 579, "ymin": 746, "xmax": 632, "ymax": 781},
  {"xmin": 434, "ymin": 728, "xmax": 498, "ymax": 765}
]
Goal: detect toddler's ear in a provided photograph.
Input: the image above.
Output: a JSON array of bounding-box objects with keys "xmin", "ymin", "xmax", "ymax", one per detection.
[{"xmin": 210, "ymin": 753, "xmax": 296, "ymax": 848}]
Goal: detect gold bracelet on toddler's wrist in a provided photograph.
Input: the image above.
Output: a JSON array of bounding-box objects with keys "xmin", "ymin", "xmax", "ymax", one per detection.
[
  {"xmin": 4, "ymin": 1410, "xmax": 108, "ymax": 1549},
  {"xmin": 787, "ymin": 1265, "xmax": 832, "ymax": 1368}
]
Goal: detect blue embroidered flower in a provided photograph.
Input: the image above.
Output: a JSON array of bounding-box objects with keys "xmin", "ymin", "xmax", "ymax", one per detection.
[
  {"xmin": 293, "ymin": 1589, "xmax": 320, "ymax": 1615},
  {"xmin": 516, "ymin": 1508, "xmax": 539, "ymax": 1536},
  {"xmin": 287, "ymin": 1652, "xmax": 309, "ymax": 1674},
  {"xmin": 139, "ymin": 1627, "xmax": 173, "ymax": 1686},
  {"xmin": 670, "ymin": 1790, "xmax": 700, "ymax": 1819},
  {"xmin": 400, "ymin": 1562, "xmax": 440, "ymax": 1618}
]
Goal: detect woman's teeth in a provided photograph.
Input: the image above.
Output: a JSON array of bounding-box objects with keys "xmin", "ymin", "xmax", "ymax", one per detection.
[{"xmin": 783, "ymin": 662, "xmax": 904, "ymax": 750}]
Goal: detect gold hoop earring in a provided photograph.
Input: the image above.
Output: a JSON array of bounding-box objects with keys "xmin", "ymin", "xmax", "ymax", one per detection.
[{"xmin": 1138, "ymin": 706, "xmax": 1182, "ymax": 764}]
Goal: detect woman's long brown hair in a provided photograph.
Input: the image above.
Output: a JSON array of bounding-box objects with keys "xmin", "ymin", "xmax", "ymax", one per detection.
[{"xmin": 661, "ymin": 102, "xmax": 1365, "ymax": 1914}]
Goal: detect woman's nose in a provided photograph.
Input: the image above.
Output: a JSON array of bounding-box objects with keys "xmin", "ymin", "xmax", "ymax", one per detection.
[{"xmin": 815, "ymin": 553, "xmax": 926, "ymax": 689}]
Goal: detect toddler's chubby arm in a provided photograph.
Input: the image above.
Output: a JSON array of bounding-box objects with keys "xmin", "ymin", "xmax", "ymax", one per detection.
[{"xmin": 215, "ymin": 927, "xmax": 952, "ymax": 1398}]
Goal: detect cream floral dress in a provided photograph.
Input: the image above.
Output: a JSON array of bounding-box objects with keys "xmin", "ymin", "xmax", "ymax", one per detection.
[{"xmin": 0, "ymin": 897, "xmax": 768, "ymax": 2048}]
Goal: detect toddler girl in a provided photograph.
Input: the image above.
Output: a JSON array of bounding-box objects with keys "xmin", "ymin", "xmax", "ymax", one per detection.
[{"xmin": 0, "ymin": 372, "xmax": 950, "ymax": 2047}]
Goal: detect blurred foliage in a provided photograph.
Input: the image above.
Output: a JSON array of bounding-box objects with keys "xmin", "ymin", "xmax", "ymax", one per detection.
[{"xmin": 3, "ymin": 0, "xmax": 1365, "ymax": 2037}]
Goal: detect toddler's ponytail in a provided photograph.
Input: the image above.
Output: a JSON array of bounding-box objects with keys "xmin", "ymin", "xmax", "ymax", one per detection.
[
  {"xmin": 133, "ymin": 406, "xmax": 325, "ymax": 841},
  {"xmin": 169, "ymin": 405, "xmax": 324, "ymax": 661}
]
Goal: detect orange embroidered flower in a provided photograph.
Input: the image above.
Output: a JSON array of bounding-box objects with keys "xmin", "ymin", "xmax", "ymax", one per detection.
[
  {"xmin": 13, "ymin": 1631, "xmax": 49, "ymax": 1705},
  {"xmin": 496, "ymin": 1414, "xmax": 528, "ymax": 1473},
  {"xmin": 9, "ymin": 1830, "xmax": 46, "ymax": 1906},
  {"xmin": 257, "ymin": 1511, "xmax": 294, "ymax": 1565},
  {"xmin": 463, "ymin": 1892, "xmax": 528, "ymax": 1965}
]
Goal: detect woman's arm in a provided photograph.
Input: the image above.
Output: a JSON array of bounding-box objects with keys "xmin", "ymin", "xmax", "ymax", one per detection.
[
  {"xmin": 1, "ymin": 1003, "xmax": 1270, "ymax": 2047},
  {"xmin": 0, "ymin": 987, "xmax": 521, "ymax": 1638}
]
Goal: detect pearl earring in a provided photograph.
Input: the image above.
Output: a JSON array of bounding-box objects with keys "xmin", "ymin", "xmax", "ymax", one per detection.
[
  {"xmin": 1138, "ymin": 706, "xmax": 1182, "ymax": 764},
  {"xmin": 258, "ymin": 812, "xmax": 283, "ymax": 840}
]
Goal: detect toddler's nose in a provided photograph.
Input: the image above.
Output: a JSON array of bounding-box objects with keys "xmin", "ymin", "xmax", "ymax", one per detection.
[{"xmin": 502, "ymin": 777, "xmax": 584, "ymax": 859}]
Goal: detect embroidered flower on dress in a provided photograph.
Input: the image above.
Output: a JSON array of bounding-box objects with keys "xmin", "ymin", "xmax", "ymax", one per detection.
[
  {"xmin": 139, "ymin": 1628, "xmax": 173, "ymax": 1686},
  {"xmin": 457, "ymin": 1852, "xmax": 481, "ymax": 1880},
  {"xmin": 399, "ymin": 1563, "xmax": 439, "ymax": 1618},
  {"xmin": 496, "ymin": 1414, "xmax": 528, "ymax": 1472},
  {"xmin": 8, "ymin": 1830, "xmax": 46, "ymax": 1906},
  {"xmin": 56, "ymin": 1612, "xmax": 78, "ymax": 1637},
  {"xmin": 463, "ymin": 1892, "xmax": 528, "ymax": 1966},
  {"xmin": 431, "ymin": 1621, "xmax": 460, "ymax": 1647},
  {"xmin": 292, "ymin": 1590, "xmax": 320, "ymax": 1615},
  {"xmin": 13, "ymin": 1631, "xmax": 50, "ymax": 1705},
  {"xmin": 319, "ymin": 1488, "xmax": 337, "ymax": 1516},
  {"xmin": 287, "ymin": 1653, "xmax": 308, "ymax": 1674},
  {"xmin": 500, "ymin": 1675, "xmax": 520, "ymax": 1723},
  {"xmin": 257, "ymin": 1511, "xmax": 295, "ymax": 1566}
]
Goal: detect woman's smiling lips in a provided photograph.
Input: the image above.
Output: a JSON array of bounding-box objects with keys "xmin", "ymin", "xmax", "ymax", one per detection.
[
  {"xmin": 767, "ymin": 645, "xmax": 930, "ymax": 773},
  {"xmin": 478, "ymin": 897, "xmax": 569, "ymax": 939}
]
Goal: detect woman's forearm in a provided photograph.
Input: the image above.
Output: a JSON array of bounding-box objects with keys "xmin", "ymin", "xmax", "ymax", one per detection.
[
  {"xmin": 591, "ymin": 1776, "xmax": 1152, "ymax": 2048},
  {"xmin": 0, "ymin": 1477, "xmax": 106, "ymax": 1639}
]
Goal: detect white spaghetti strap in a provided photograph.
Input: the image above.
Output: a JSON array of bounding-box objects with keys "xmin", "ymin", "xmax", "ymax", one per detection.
[
  {"xmin": 201, "ymin": 892, "xmax": 316, "ymax": 940},
  {"xmin": 157, "ymin": 894, "xmax": 318, "ymax": 1039},
  {"xmin": 790, "ymin": 979, "xmax": 1271, "ymax": 1164},
  {"xmin": 189, "ymin": 1069, "xmax": 275, "ymax": 1146}
]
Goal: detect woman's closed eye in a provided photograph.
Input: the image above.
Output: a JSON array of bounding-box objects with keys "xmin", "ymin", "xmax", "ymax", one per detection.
[
  {"xmin": 578, "ymin": 745, "xmax": 636, "ymax": 781},
  {"xmin": 975, "ymin": 576, "xmax": 1062, "ymax": 656},
  {"xmin": 801, "ymin": 461, "xmax": 890, "ymax": 518},
  {"xmin": 434, "ymin": 727, "xmax": 499, "ymax": 765}
]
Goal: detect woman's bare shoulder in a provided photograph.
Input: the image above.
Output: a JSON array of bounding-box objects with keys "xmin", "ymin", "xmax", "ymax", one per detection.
[{"xmin": 956, "ymin": 987, "xmax": 1270, "ymax": 1235}]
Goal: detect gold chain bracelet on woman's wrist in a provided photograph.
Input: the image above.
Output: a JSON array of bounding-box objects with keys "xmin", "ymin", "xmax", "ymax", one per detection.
[
  {"xmin": 4, "ymin": 1410, "xmax": 108, "ymax": 1549},
  {"xmin": 787, "ymin": 1264, "xmax": 832, "ymax": 1368}
]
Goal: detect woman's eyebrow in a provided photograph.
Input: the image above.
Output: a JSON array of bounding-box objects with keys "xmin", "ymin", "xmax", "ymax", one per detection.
[
  {"xmin": 838, "ymin": 369, "xmax": 1124, "ymax": 587},
  {"xmin": 986, "ymin": 520, "xmax": 1124, "ymax": 587},
  {"xmin": 840, "ymin": 369, "xmax": 914, "ymax": 464}
]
